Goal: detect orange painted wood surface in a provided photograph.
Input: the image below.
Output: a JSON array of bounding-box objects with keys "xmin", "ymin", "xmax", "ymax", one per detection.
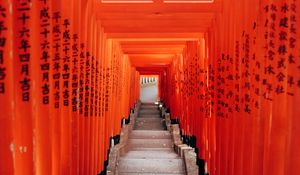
[
  {"xmin": 0, "ymin": 1, "xmax": 139, "ymax": 174},
  {"xmin": 0, "ymin": 0, "xmax": 299, "ymax": 175}
]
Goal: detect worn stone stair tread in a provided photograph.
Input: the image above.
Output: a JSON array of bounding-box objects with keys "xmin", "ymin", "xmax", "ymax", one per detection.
[
  {"xmin": 134, "ymin": 127, "xmax": 166, "ymax": 131},
  {"xmin": 136, "ymin": 118, "xmax": 162, "ymax": 121},
  {"xmin": 139, "ymin": 114, "xmax": 161, "ymax": 118},
  {"xmin": 123, "ymin": 150, "xmax": 179, "ymax": 159},
  {"xmin": 134, "ymin": 128, "xmax": 166, "ymax": 131},
  {"xmin": 134, "ymin": 119, "xmax": 165, "ymax": 130},
  {"xmin": 139, "ymin": 115, "xmax": 161, "ymax": 119},
  {"xmin": 118, "ymin": 158, "xmax": 185, "ymax": 173},
  {"xmin": 135, "ymin": 119, "xmax": 163, "ymax": 125},
  {"xmin": 135, "ymin": 121, "xmax": 162, "ymax": 124},
  {"xmin": 139, "ymin": 111, "xmax": 160, "ymax": 113},
  {"xmin": 140, "ymin": 106, "xmax": 158, "ymax": 109},
  {"xmin": 139, "ymin": 111, "xmax": 160, "ymax": 114},
  {"xmin": 129, "ymin": 130, "xmax": 171, "ymax": 139},
  {"xmin": 129, "ymin": 147, "xmax": 174, "ymax": 151},
  {"xmin": 140, "ymin": 108, "xmax": 158, "ymax": 110},
  {"xmin": 139, "ymin": 109, "xmax": 160, "ymax": 112},
  {"xmin": 128, "ymin": 139, "xmax": 173, "ymax": 148},
  {"xmin": 119, "ymin": 173, "xmax": 185, "ymax": 175},
  {"xmin": 134, "ymin": 125, "xmax": 165, "ymax": 130},
  {"xmin": 140, "ymin": 104, "xmax": 157, "ymax": 106},
  {"xmin": 138, "ymin": 115, "xmax": 160, "ymax": 117},
  {"xmin": 140, "ymin": 106, "xmax": 157, "ymax": 111},
  {"xmin": 119, "ymin": 157, "xmax": 182, "ymax": 161}
]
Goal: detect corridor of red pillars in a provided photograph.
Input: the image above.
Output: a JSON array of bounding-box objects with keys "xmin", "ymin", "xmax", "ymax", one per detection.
[{"xmin": 0, "ymin": 0, "xmax": 299, "ymax": 175}]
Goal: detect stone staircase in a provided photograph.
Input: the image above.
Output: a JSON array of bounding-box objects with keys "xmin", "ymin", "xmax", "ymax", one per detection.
[{"xmin": 117, "ymin": 103, "xmax": 186, "ymax": 175}]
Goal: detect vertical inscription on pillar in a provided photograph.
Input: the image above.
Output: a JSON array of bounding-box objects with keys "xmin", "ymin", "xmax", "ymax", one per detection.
[
  {"xmin": 71, "ymin": 34, "xmax": 79, "ymax": 112},
  {"xmin": 62, "ymin": 19, "xmax": 70, "ymax": 107},
  {"xmin": 17, "ymin": 0, "xmax": 31, "ymax": 102},
  {"xmin": 39, "ymin": 0, "xmax": 51, "ymax": 105},
  {"xmin": 84, "ymin": 51, "xmax": 90, "ymax": 117},
  {"xmin": 52, "ymin": 11, "xmax": 61, "ymax": 109},
  {"xmin": 0, "ymin": 4, "xmax": 7, "ymax": 94},
  {"xmin": 79, "ymin": 43, "xmax": 85, "ymax": 115}
]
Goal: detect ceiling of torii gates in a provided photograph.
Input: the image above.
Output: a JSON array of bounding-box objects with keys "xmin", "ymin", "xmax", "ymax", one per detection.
[{"xmin": 96, "ymin": 0, "xmax": 222, "ymax": 72}]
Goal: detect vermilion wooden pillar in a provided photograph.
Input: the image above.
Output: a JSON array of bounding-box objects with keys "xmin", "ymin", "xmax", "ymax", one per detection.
[
  {"xmin": 12, "ymin": 1, "xmax": 35, "ymax": 174},
  {"xmin": 30, "ymin": 0, "xmax": 53, "ymax": 174},
  {"xmin": 0, "ymin": 1, "xmax": 14, "ymax": 174}
]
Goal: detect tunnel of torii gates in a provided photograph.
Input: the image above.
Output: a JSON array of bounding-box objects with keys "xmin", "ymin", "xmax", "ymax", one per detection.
[{"xmin": 0, "ymin": 0, "xmax": 300, "ymax": 175}]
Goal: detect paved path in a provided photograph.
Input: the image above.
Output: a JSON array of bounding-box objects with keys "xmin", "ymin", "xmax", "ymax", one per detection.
[{"xmin": 117, "ymin": 103, "xmax": 186, "ymax": 175}]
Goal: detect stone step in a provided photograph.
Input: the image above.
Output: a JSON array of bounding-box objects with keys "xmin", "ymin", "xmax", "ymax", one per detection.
[
  {"xmin": 139, "ymin": 112, "xmax": 160, "ymax": 116},
  {"xmin": 123, "ymin": 150, "xmax": 179, "ymax": 159},
  {"xmin": 134, "ymin": 124, "xmax": 165, "ymax": 130},
  {"xmin": 134, "ymin": 118, "xmax": 165, "ymax": 130},
  {"xmin": 129, "ymin": 130, "xmax": 171, "ymax": 139},
  {"xmin": 138, "ymin": 114, "xmax": 161, "ymax": 118},
  {"xmin": 136, "ymin": 117, "xmax": 162, "ymax": 121},
  {"xmin": 140, "ymin": 105, "xmax": 158, "ymax": 109},
  {"xmin": 140, "ymin": 106, "xmax": 158, "ymax": 109},
  {"xmin": 128, "ymin": 147, "xmax": 174, "ymax": 151},
  {"xmin": 118, "ymin": 158, "xmax": 185, "ymax": 174},
  {"xmin": 119, "ymin": 173, "xmax": 185, "ymax": 175},
  {"xmin": 141, "ymin": 103, "xmax": 157, "ymax": 105},
  {"xmin": 139, "ymin": 108, "xmax": 159, "ymax": 111},
  {"xmin": 139, "ymin": 109, "xmax": 160, "ymax": 113},
  {"xmin": 135, "ymin": 118, "xmax": 163, "ymax": 124},
  {"xmin": 128, "ymin": 139, "xmax": 173, "ymax": 149},
  {"xmin": 134, "ymin": 127, "xmax": 165, "ymax": 131},
  {"xmin": 141, "ymin": 103, "xmax": 157, "ymax": 106}
]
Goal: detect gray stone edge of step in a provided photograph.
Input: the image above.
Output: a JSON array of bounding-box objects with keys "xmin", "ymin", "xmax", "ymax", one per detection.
[
  {"xmin": 117, "ymin": 157, "xmax": 186, "ymax": 174},
  {"xmin": 164, "ymin": 112, "xmax": 199, "ymax": 175},
  {"xmin": 119, "ymin": 173, "xmax": 185, "ymax": 175},
  {"xmin": 107, "ymin": 101, "xmax": 141, "ymax": 175}
]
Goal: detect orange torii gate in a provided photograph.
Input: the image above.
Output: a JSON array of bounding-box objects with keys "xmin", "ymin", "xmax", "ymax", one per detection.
[
  {"xmin": 0, "ymin": 1, "xmax": 139, "ymax": 174},
  {"xmin": 0, "ymin": 0, "xmax": 300, "ymax": 175}
]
